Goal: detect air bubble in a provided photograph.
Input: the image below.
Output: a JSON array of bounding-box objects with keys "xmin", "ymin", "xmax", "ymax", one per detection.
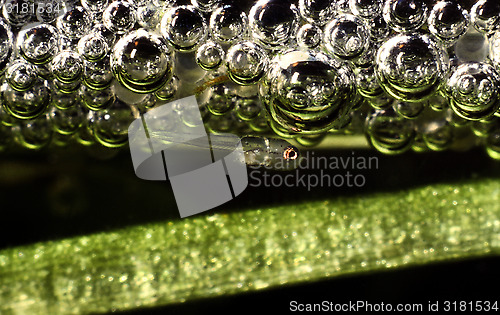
[
  {"xmin": 92, "ymin": 99, "xmax": 136, "ymax": 148},
  {"xmin": 471, "ymin": 0, "xmax": 500, "ymax": 34},
  {"xmin": 196, "ymin": 41, "xmax": 224, "ymax": 71},
  {"xmin": 54, "ymin": 78, "xmax": 81, "ymax": 94},
  {"xmin": 248, "ymin": 111, "xmax": 271, "ymax": 133},
  {"xmin": 471, "ymin": 119, "xmax": 497, "ymax": 137},
  {"xmin": 206, "ymin": 113, "xmax": 235, "ymax": 133},
  {"xmin": 78, "ymin": 33, "xmax": 109, "ymax": 62},
  {"xmin": 296, "ymin": 133, "xmax": 327, "ymax": 147},
  {"xmin": 111, "ymin": 29, "xmax": 173, "ymax": 93},
  {"xmin": 17, "ymin": 23, "xmax": 60, "ymax": 65},
  {"xmin": 179, "ymin": 102, "xmax": 208, "ymax": 128},
  {"xmin": 262, "ymin": 50, "xmax": 356, "ymax": 134},
  {"xmin": 233, "ymin": 116, "xmax": 254, "ymax": 134},
  {"xmin": 80, "ymin": 84, "xmax": 116, "ymax": 111},
  {"xmin": 299, "ymin": 0, "xmax": 336, "ymax": 26},
  {"xmin": 324, "ymin": 14, "xmax": 370, "ymax": 60},
  {"xmin": 113, "ymin": 80, "xmax": 149, "ymax": 104},
  {"xmin": 200, "ymin": 83, "xmax": 234, "ymax": 116},
  {"xmin": 75, "ymin": 123, "xmax": 96, "ymax": 146},
  {"xmin": 382, "ymin": 0, "xmax": 428, "ymax": 33},
  {"xmin": 136, "ymin": 3, "xmax": 163, "ymax": 30},
  {"xmin": 15, "ymin": 115, "xmax": 53, "ymax": 150},
  {"xmin": 1, "ymin": 79, "xmax": 51, "ymax": 120},
  {"xmin": 160, "ymin": 5, "xmax": 206, "ymax": 52},
  {"xmin": 209, "ymin": 5, "xmax": 248, "ymax": 45},
  {"xmin": 83, "ymin": 58, "xmax": 113, "ymax": 90},
  {"xmin": 394, "ymin": 101, "xmax": 424, "ymax": 119},
  {"xmin": 154, "ymin": 75, "xmax": 178, "ymax": 101},
  {"xmin": 376, "ymin": 33, "xmax": 449, "ymax": 102},
  {"xmin": 51, "ymin": 51, "xmax": 83, "ymax": 83},
  {"xmin": 50, "ymin": 131, "xmax": 73, "ymax": 147},
  {"xmin": 427, "ymin": 94, "xmax": 449, "ymax": 111},
  {"xmin": 446, "ymin": 62, "xmax": 500, "ymax": 121},
  {"xmin": 297, "ymin": 24, "xmax": 322, "ymax": 49},
  {"xmin": 135, "ymin": 93, "xmax": 157, "ymax": 112},
  {"xmin": 428, "ymin": 1, "xmax": 469, "ymax": 46},
  {"xmin": 235, "ymin": 97, "xmax": 262, "ymax": 121},
  {"xmin": 421, "ymin": 119, "xmax": 453, "ymax": 151},
  {"xmin": 56, "ymin": 6, "xmax": 92, "ymax": 39},
  {"xmin": 51, "ymin": 88, "xmax": 80, "ymax": 110},
  {"xmin": 249, "ymin": 0, "xmax": 299, "ymax": 50},
  {"xmin": 366, "ymin": 108, "xmax": 415, "ymax": 154},
  {"xmin": 226, "ymin": 41, "xmax": 268, "ymax": 85},
  {"xmin": 103, "ymin": 1, "xmax": 136, "ymax": 35},
  {"xmin": 349, "ymin": 0, "xmax": 382, "ymax": 19},
  {"xmin": 5, "ymin": 59, "xmax": 38, "ymax": 91},
  {"xmin": 49, "ymin": 106, "xmax": 84, "ymax": 135},
  {"xmin": 355, "ymin": 66, "xmax": 385, "ymax": 98}
]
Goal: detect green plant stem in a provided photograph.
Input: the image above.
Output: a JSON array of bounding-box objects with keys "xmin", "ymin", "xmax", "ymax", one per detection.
[{"xmin": 0, "ymin": 178, "xmax": 499, "ymax": 314}]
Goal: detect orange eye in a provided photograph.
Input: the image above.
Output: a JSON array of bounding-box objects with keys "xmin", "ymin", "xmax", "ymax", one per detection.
[{"xmin": 283, "ymin": 146, "xmax": 298, "ymax": 160}]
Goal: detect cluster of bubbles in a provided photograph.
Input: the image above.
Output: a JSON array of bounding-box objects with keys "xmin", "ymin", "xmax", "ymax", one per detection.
[
  {"xmin": 1, "ymin": 0, "xmax": 500, "ymax": 161},
  {"xmin": 0, "ymin": 0, "xmax": 274, "ymax": 152}
]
